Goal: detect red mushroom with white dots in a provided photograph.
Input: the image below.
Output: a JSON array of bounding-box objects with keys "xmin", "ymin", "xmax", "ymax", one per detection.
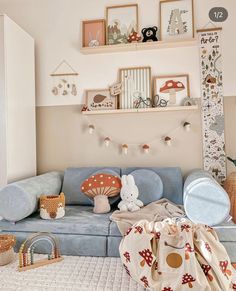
[
  {"xmin": 182, "ymin": 273, "xmax": 196, "ymax": 288},
  {"xmin": 139, "ymin": 249, "xmax": 153, "ymax": 267},
  {"xmin": 185, "ymin": 243, "xmax": 194, "ymax": 260},
  {"xmin": 219, "ymin": 260, "xmax": 232, "ymax": 279},
  {"xmin": 160, "ymin": 80, "xmax": 185, "ymax": 105},
  {"xmin": 81, "ymin": 173, "xmax": 121, "ymax": 213}
]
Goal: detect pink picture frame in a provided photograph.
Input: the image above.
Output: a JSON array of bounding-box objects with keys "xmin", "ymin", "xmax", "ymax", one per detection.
[{"xmin": 82, "ymin": 19, "xmax": 106, "ymax": 47}]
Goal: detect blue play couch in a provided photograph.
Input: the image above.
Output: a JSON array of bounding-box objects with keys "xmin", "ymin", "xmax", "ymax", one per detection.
[{"xmin": 0, "ymin": 167, "xmax": 235, "ymax": 261}]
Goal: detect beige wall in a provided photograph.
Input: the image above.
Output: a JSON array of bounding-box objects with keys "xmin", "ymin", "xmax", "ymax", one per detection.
[
  {"xmin": 36, "ymin": 98, "xmax": 235, "ymax": 175},
  {"xmin": 0, "ymin": 0, "xmax": 235, "ymax": 176}
]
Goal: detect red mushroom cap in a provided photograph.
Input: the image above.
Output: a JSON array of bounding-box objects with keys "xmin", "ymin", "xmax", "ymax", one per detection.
[
  {"xmin": 160, "ymin": 80, "xmax": 185, "ymax": 94},
  {"xmin": 81, "ymin": 174, "xmax": 121, "ymax": 198},
  {"xmin": 143, "ymin": 144, "xmax": 150, "ymax": 149}
]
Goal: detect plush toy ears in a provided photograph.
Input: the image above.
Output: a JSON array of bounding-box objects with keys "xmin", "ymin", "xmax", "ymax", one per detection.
[
  {"xmin": 127, "ymin": 175, "xmax": 135, "ymax": 186},
  {"xmin": 121, "ymin": 175, "xmax": 128, "ymax": 186},
  {"xmin": 153, "ymin": 26, "xmax": 158, "ymax": 31}
]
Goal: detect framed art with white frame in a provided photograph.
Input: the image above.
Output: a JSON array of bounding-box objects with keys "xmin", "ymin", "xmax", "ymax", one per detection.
[
  {"xmin": 119, "ymin": 67, "xmax": 152, "ymax": 109},
  {"xmin": 86, "ymin": 89, "xmax": 117, "ymax": 111},
  {"xmin": 82, "ymin": 19, "xmax": 106, "ymax": 47},
  {"xmin": 153, "ymin": 74, "xmax": 190, "ymax": 106},
  {"xmin": 106, "ymin": 4, "xmax": 138, "ymax": 45},
  {"xmin": 160, "ymin": 0, "xmax": 194, "ymax": 41}
]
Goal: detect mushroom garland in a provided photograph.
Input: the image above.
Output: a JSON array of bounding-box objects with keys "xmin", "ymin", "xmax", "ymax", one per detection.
[{"xmin": 86, "ymin": 117, "xmax": 192, "ymax": 154}]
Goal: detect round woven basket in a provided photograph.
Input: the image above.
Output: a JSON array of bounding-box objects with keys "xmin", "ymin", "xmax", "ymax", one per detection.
[
  {"xmin": 224, "ymin": 172, "xmax": 236, "ymax": 223},
  {"xmin": 0, "ymin": 234, "xmax": 16, "ymax": 266}
]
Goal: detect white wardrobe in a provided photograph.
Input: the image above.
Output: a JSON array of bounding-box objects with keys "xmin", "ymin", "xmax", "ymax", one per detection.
[{"xmin": 0, "ymin": 15, "xmax": 36, "ymax": 187}]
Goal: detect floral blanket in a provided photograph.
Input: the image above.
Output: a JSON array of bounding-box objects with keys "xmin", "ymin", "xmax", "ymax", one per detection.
[{"xmin": 120, "ymin": 219, "xmax": 236, "ymax": 290}]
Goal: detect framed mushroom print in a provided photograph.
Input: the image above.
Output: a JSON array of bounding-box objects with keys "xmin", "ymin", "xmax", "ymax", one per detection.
[
  {"xmin": 86, "ymin": 89, "xmax": 117, "ymax": 111},
  {"xmin": 153, "ymin": 75, "xmax": 190, "ymax": 106},
  {"xmin": 160, "ymin": 0, "xmax": 194, "ymax": 41},
  {"xmin": 82, "ymin": 19, "xmax": 106, "ymax": 47},
  {"xmin": 106, "ymin": 4, "xmax": 138, "ymax": 45},
  {"xmin": 119, "ymin": 67, "xmax": 152, "ymax": 109}
]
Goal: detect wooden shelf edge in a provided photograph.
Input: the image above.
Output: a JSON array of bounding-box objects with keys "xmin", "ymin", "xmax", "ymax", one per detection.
[
  {"xmin": 80, "ymin": 39, "xmax": 197, "ymax": 55},
  {"xmin": 82, "ymin": 105, "xmax": 199, "ymax": 115}
]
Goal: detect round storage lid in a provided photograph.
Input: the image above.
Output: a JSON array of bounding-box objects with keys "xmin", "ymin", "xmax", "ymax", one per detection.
[{"xmin": 184, "ymin": 182, "xmax": 230, "ymax": 226}]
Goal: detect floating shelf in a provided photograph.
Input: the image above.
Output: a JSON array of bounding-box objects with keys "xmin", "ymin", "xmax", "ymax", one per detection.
[
  {"xmin": 82, "ymin": 105, "xmax": 199, "ymax": 115},
  {"xmin": 80, "ymin": 39, "xmax": 197, "ymax": 55}
]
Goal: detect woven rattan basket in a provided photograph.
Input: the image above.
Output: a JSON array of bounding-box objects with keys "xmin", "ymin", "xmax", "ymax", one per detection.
[
  {"xmin": 224, "ymin": 172, "xmax": 236, "ymax": 223},
  {"xmin": 0, "ymin": 234, "xmax": 16, "ymax": 266}
]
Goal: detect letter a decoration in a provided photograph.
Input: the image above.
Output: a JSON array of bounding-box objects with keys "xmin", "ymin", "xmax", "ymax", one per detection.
[{"xmin": 197, "ymin": 27, "xmax": 226, "ymax": 184}]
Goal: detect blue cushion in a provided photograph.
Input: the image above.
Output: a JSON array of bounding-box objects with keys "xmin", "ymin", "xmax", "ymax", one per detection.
[
  {"xmin": 0, "ymin": 172, "xmax": 63, "ymax": 222},
  {"xmin": 129, "ymin": 169, "xmax": 163, "ymax": 205},
  {"xmin": 184, "ymin": 170, "xmax": 230, "ymax": 226},
  {"xmin": 62, "ymin": 167, "xmax": 121, "ymax": 205},
  {"xmin": 122, "ymin": 167, "xmax": 183, "ymax": 204}
]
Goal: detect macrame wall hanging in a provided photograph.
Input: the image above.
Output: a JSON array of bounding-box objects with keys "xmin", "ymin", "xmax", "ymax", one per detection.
[
  {"xmin": 197, "ymin": 26, "xmax": 226, "ymax": 183},
  {"xmin": 51, "ymin": 60, "xmax": 79, "ymax": 97}
]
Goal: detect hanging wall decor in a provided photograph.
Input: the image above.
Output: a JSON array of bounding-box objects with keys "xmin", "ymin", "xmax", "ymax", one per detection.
[
  {"xmin": 198, "ymin": 27, "xmax": 226, "ymax": 183},
  {"xmin": 119, "ymin": 66, "xmax": 152, "ymax": 109},
  {"xmin": 51, "ymin": 60, "xmax": 79, "ymax": 97},
  {"xmin": 160, "ymin": 0, "xmax": 194, "ymax": 41}
]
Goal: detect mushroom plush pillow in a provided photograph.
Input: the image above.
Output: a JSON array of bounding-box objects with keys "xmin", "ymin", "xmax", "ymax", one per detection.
[{"xmin": 81, "ymin": 173, "xmax": 121, "ymax": 214}]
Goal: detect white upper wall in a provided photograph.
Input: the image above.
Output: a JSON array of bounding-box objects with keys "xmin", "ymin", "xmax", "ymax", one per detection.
[{"xmin": 0, "ymin": 0, "xmax": 235, "ymax": 106}]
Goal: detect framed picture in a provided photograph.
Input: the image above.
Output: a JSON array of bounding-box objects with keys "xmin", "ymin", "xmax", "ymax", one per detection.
[
  {"xmin": 119, "ymin": 67, "xmax": 152, "ymax": 109},
  {"xmin": 160, "ymin": 0, "xmax": 194, "ymax": 41},
  {"xmin": 153, "ymin": 74, "xmax": 190, "ymax": 106},
  {"xmin": 82, "ymin": 19, "xmax": 106, "ymax": 47},
  {"xmin": 106, "ymin": 4, "xmax": 138, "ymax": 45},
  {"xmin": 86, "ymin": 89, "xmax": 117, "ymax": 111}
]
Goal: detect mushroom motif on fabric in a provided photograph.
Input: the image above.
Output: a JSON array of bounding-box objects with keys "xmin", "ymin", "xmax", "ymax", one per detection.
[
  {"xmin": 125, "ymin": 227, "xmax": 132, "ymax": 236},
  {"xmin": 181, "ymin": 224, "xmax": 191, "ymax": 232},
  {"xmin": 134, "ymin": 226, "xmax": 143, "ymax": 234},
  {"xmin": 151, "ymin": 231, "xmax": 161, "ymax": 240},
  {"xmin": 232, "ymin": 283, "xmax": 236, "ymax": 289},
  {"xmin": 123, "ymin": 264, "xmax": 131, "ymax": 276},
  {"xmin": 123, "ymin": 252, "xmax": 131, "ymax": 263},
  {"xmin": 201, "ymin": 264, "xmax": 213, "ymax": 281},
  {"xmin": 205, "ymin": 242, "xmax": 212, "ymax": 253},
  {"xmin": 139, "ymin": 249, "xmax": 153, "ymax": 267},
  {"xmin": 182, "ymin": 273, "xmax": 196, "ymax": 288},
  {"xmin": 185, "ymin": 243, "xmax": 194, "ymax": 260},
  {"xmin": 81, "ymin": 174, "xmax": 121, "ymax": 214},
  {"xmin": 160, "ymin": 80, "xmax": 185, "ymax": 105},
  {"xmin": 140, "ymin": 276, "xmax": 149, "ymax": 288},
  {"xmin": 162, "ymin": 288, "xmax": 173, "ymax": 291},
  {"xmin": 219, "ymin": 260, "xmax": 232, "ymax": 279}
]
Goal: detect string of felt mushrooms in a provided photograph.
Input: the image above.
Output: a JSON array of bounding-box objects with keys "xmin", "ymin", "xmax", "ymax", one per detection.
[{"xmin": 85, "ymin": 113, "xmax": 193, "ymax": 155}]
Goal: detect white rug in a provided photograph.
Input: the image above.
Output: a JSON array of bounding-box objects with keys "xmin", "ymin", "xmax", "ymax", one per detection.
[{"xmin": 0, "ymin": 254, "xmax": 146, "ymax": 291}]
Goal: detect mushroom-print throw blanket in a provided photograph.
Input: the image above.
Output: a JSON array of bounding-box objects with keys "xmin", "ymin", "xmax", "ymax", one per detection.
[{"xmin": 111, "ymin": 200, "xmax": 236, "ymax": 290}]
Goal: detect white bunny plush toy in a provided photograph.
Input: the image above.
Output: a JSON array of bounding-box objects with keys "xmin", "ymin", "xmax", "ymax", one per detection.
[{"xmin": 118, "ymin": 175, "xmax": 144, "ymax": 212}]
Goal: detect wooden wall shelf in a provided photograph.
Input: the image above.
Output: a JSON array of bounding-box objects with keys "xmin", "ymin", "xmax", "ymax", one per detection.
[
  {"xmin": 80, "ymin": 39, "xmax": 197, "ymax": 55},
  {"xmin": 82, "ymin": 105, "xmax": 199, "ymax": 115}
]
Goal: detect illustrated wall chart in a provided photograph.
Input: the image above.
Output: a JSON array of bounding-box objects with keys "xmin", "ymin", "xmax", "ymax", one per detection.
[{"xmin": 198, "ymin": 28, "xmax": 226, "ymax": 183}]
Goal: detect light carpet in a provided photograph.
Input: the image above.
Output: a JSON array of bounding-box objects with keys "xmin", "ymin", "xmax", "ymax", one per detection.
[{"xmin": 0, "ymin": 254, "xmax": 146, "ymax": 291}]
